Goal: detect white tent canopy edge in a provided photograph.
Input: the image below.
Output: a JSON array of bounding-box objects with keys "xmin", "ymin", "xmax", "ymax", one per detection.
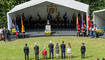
[{"xmin": 93, "ymin": 9, "xmax": 105, "ymax": 31}]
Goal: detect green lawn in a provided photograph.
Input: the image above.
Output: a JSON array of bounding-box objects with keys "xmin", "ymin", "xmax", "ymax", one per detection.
[{"xmin": 0, "ymin": 36, "xmax": 105, "ymax": 60}]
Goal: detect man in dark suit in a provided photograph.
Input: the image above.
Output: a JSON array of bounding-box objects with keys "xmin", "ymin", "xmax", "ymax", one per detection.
[
  {"xmin": 3, "ymin": 27, "xmax": 7, "ymax": 41},
  {"xmin": 24, "ymin": 43, "xmax": 29, "ymax": 60},
  {"xmin": 48, "ymin": 41, "xmax": 54, "ymax": 59},
  {"xmin": 81, "ymin": 43, "xmax": 86, "ymax": 58},
  {"xmin": 34, "ymin": 43, "xmax": 39, "ymax": 60},
  {"xmin": 61, "ymin": 41, "xmax": 66, "ymax": 59}
]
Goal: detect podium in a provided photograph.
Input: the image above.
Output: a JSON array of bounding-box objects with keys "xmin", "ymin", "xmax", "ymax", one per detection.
[
  {"xmin": 45, "ymin": 25, "xmax": 51, "ymax": 31},
  {"xmin": 44, "ymin": 24, "xmax": 51, "ymax": 35}
]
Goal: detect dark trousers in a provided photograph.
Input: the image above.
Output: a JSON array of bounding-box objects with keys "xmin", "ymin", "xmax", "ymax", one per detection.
[
  {"xmin": 7, "ymin": 35, "xmax": 11, "ymax": 41},
  {"xmin": 25, "ymin": 54, "xmax": 29, "ymax": 60},
  {"xmin": 35, "ymin": 54, "xmax": 39, "ymax": 60},
  {"xmin": 81, "ymin": 53, "xmax": 85, "ymax": 58},
  {"xmin": 49, "ymin": 51, "xmax": 53, "ymax": 59},
  {"xmin": 61, "ymin": 51, "xmax": 65, "ymax": 58}
]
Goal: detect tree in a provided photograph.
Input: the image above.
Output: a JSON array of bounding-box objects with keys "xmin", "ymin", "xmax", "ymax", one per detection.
[{"xmin": 0, "ymin": 0, "xmax": 29, "ymax": 28}]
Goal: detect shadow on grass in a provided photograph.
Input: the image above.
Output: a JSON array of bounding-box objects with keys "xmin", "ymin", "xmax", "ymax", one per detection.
[
  {"xmin": 85, "ymin": 56, "xmax": 93, "ymax": 58},
  {"xmin": 29, "ymin": 58, "xmax": 34, "ymax": 60},
  {"xmin": 29, "ymin": 55, "xmax": 90, "ymax": 60}
]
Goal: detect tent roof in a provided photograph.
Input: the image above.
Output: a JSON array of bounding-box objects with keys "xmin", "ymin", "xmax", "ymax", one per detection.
[
  {"xmin": 93, "ymin": 9, "xmax": 105, "ymax": 13},
  {"xmin": 8, "ymin": 0, "xmax": 89, "ymax": 14},
  {"xmin": 93, "ymin": 9, "xmax": 105, "ymax": 20}
]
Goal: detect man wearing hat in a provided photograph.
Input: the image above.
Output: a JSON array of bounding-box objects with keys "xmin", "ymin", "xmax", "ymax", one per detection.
[
  {"xmin": 24, "ymin": 43, "xmax": 29, "ymax": 60},
  {"xmin": 48, "ymin": 41, "xmax": 54, "ymax": 59},
  {"xmin": 81, "ymin": 43, "xmax": 86, "ymax": 58},
  {"xmin": 34, "ymin": 43, "xmax": 39, "ymax": 60}
]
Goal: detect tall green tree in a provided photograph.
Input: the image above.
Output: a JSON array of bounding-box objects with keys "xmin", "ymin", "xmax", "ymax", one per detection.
[
  {"xmin": 0, "ymin": 0, "xmax": 29, "ymax": 28},
  {"xmin": 76, "ymin": 0, "xmax": 105, "ymax": 15}
]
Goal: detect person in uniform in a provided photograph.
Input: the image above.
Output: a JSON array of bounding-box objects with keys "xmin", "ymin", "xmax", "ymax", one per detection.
[
  {"xmin": 61, "ymin": 41, "xmax": 66, "ymax": 59},
  {"xmin": 24, "ymin": 43, "xmax": 29, "ymax": 60},
  {"xmin": 48, "ymin": 41, "xmax": 54, "ymax": 59},
  {"xmin": 81, "ymin": 43, "xmax": 86, "ymax": 58},
  {"xmin": 34, "ymin": 43, "xmax": 39, "ymax": 60}
]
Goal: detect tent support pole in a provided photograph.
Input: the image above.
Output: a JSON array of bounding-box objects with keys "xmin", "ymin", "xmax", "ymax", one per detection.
[{"xmin": 86, "ymin": 11, "xmax": 89, "ymax": 35}]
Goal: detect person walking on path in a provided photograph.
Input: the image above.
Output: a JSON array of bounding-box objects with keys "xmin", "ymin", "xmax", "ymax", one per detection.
[{"xmin": 24, "ymin": 43, "xmax": 29, "ymax": 60}]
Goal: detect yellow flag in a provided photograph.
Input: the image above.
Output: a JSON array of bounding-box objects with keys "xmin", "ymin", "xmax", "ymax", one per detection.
[{"xmin": 21, "ymin": 17, "xmax": 24, "ymax": 32}]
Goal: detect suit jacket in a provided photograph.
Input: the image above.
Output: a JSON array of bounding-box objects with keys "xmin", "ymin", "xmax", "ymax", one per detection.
[
  {"xmin": 48, "ymin": 43, "xmax": 54, "ymax": 51},
  {"xmin": 81, "ymin": 46, "xmax": 86, "ymax": 53},
  {"xmin": 34, "ymin": 45, "xmax": 39, "ymax": 55},
  {"xmin": 24, "ymin": 46, "xmax": 29, "ymax": 54},
  {"xmin": 61, "ymin": 43, "xmax": 66, "ymax": 52}
]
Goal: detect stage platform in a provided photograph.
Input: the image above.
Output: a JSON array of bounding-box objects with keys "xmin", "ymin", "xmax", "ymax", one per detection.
[{"xmin": 25, "ymin": 29, "xmax": 77, "ymax": 37}]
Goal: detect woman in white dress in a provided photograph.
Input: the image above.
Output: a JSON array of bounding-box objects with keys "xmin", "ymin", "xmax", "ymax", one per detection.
[{"xmin": 67, "ymin": 42, "xmax": 72, "ymax": 58}]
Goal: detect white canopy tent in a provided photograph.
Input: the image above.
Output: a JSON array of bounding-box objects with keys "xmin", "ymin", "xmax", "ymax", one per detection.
[
  {"xmin": 93, "ymin": 9, "xmax": 105, "ymax": 30},
  {"xmin": 7, "ymin": 0, "xmax": 89, "ymax": 31}
]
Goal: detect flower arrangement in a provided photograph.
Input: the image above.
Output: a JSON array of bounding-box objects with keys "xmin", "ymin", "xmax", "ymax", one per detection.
[
  {"xmin": 96, "ymin": 29, "xmax": 102, "ymax": 36},
  {"xmin": 44, "ymin": 30, "xmax": 52, "ymax": 35}
]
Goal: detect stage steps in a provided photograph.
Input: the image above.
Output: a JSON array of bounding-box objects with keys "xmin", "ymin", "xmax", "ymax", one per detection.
[{"xmin": 25, "ymin": 30, "xmax": 77, "ymax": 37}]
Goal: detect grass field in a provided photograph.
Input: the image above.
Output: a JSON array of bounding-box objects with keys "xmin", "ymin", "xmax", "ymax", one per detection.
[{"xmin": 0, "ymin": 36, "xmax": 105, "ymax": 60}]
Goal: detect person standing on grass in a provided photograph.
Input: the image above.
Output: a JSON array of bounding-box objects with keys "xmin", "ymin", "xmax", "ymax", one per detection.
[
  {"xmin": 95, "ymin": 58, "xmax": 99, "ymax": 60},
  {"xmin": 34, "ymin": 43, "xmax": 39, "ymax": 60},
  {"xmin": 67, "ymin": 42, "xmax": 72, "ymax": 58},
  {"xmin": 48, "ymin": 41, "xmax": 54, "ymax": 59},
  {"xmin": 55, "ymin": 43, "xmax": 59, "ymax": 58},
  {"xmin": 7, "ymin": 29, "xmax": 11, "ymax": 41},
  {"xmin": 102, "ymin": 57, "xmax": 105, "ymax": 60},
  {"xmin": 81, "ymin": 43, "xmax": 86, "ymax": 58},
  {"xmin": 61, "ymin": 41, "xmax": 66, "ymax": 59},
  {"xmin": 3, "ymin": 27, "xmax": 7, "ymax": 41},
  {"xmin": 42, "ymin": 48, "xmax": 47, "ymax": 59},
  {"xmin": 24, "ymin": 43, "xmax": 29, "ymax": 60}
]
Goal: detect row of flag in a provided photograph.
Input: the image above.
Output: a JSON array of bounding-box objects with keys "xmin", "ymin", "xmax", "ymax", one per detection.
[
  {"xmin": 76, "ymin": 14, "xmax": 91, "ymax": 32},
  {"xmin": 15, "ymin": 14, "xmax": 91, "ymax": 35},
  {"xmin": 14, "ymin": 16, "xmax": 24, "ymax": 36}
]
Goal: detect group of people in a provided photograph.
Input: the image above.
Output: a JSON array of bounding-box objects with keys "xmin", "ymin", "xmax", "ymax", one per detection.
[
  {"xmin": 89, "ymin": 25, "xmax": 97, "ymax": 38},
  {"xmin": 21, "ymin": 12, "xmax": 76, "ymax": 30},
  {"xmin": 24, "ymin": 41, "xmax": 86, "ymax": 60},
  {"xmin": 0, "ymin": 27, "xmax": 11, "ymax": 41}
]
